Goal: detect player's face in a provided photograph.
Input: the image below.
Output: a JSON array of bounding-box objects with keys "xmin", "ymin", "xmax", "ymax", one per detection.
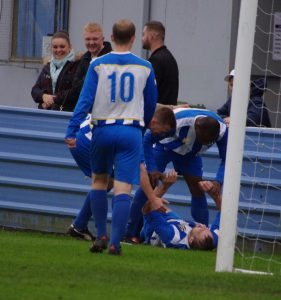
[
  {"xmin": 142, "ymin": 26, "xmax": 151, "ymax": 50},
  {"xmin": 84, "ymin": 30, "xmax": 104, "ymax": 57},
  {"xmin": 51, "ymin": 38, "xmax": 71, "ymax": 60},
  {"xmin": 192, "ymin": 225, "xmax": 213, "ymax": 246},
  {"xmin": 195, "ymin": 126, "xmax": 218, "ymax": 146}
]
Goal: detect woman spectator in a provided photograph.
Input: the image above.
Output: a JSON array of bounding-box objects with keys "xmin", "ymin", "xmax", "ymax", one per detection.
[{"xmin": 31, "ymin": 31, "xmax": 79, "ymax": 111}]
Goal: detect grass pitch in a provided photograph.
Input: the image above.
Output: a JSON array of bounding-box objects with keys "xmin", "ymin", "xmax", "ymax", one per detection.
[{"xmin": 0, "ymin": 229, "xmax": 280, "ymax": 300}]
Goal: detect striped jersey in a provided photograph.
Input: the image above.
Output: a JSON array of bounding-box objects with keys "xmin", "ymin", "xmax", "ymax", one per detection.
[
  {"xmin": 143, "ymin": 211, "xmax": 220, "ymax": 249},
  {"xmin": 66, "ymin": 51, "xmax": 157, "ymax": 138},
  {"xmin": 143, "ymin": 108, "xmax": 228, "ymax": 183},
  {"xmin": 79, "ymin": 114, "xmax": 92, "ymax": 141}
]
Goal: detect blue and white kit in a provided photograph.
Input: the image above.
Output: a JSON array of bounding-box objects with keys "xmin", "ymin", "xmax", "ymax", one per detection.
[
  {"xmin": 143, "ymin": 211, "xmax": 220, "ymax": 249},
  {"xmin": 69, "ymin": 115, "xmax": 92, "ymax": 177},
  {"xmin": 66, "ymin": 51, "xmax": 157, "ymax": 138},
  {"xmin": 66, "ymin": 51, "xmax": 157, "ymax": 183},
  {"xmin": 143, "ymin": 108, "xmax": 228, "ymax": 183}
]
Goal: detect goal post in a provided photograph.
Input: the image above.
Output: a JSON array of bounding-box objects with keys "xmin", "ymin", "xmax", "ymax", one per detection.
[{"xmin": 215, "ymin": 0, "xmax": 259, "ymax": 272}]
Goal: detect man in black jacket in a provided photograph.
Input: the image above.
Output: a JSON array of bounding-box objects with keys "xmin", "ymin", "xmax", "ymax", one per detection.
[
  {"xmin": 217, "ymin": 69, "xmax": 271, "ymax": 127},
  {"xmin": 142, "ymin": 21, "xmax": 179, "ymax": 106},
  {"xmin": 68, "ymin": 23, "xmax": 112, "ymax": 109}
]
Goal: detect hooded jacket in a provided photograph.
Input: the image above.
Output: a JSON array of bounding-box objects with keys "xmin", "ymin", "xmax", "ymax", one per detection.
[{"xmin": 217, "ymin": 78, "xmax": 271, "ymax": 127}]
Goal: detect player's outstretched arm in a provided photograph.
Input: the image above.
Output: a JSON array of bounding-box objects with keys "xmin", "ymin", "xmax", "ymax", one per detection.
[{"xmin": 140, "ymin": 164, "xmax": 168, "ymax": 212}]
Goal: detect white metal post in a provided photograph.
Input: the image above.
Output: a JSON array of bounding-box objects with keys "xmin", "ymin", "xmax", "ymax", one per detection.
[{"xmin": 215, "ymin": 0, "xmax": 258, "ymax": 272}]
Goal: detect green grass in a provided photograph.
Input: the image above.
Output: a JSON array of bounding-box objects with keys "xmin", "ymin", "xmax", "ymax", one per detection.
[{"xmin": 0, "ymin": 229, "xmax": 281, "ymax": 300}]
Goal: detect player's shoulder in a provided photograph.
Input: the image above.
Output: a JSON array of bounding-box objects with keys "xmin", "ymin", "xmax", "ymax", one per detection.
[
  {"xmin": 128, "ymin": 53, "xmax": 153, "ymax": 69},
  {"xmin": 90, "ymin": 52, "xmax": 112, "ymax": 65}
]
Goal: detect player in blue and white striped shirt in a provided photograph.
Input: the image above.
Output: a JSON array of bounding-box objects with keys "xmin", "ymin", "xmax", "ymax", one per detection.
[
  {"xmin": 67, "ymin": 107, "xmax": 176, "ymax": 243},
  {"xmin": 143, "ymin": 209, "xmax": 220, "ymax": 250},
  {"xmin": 126, "ymin": 108, "xmax": 227, "ymax": 242},
  {"xmin": 65, "ymin": 19, "xmax": 159, "ymax": 255},
  {"xmin": 142, "ymin": 170, "xmax": 220, "ymax": 251},
  {"xmin": 143, "ymin": 108, "xmax": 227, "ymax": 226}
]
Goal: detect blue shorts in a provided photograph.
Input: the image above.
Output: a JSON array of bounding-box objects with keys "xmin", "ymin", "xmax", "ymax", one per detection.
[
  {"xmin": 70, "ymin": 131, "xmax": 91, "ymax": 177},
  {"xmin": 90, "ymin": 125, "xmax": 142, "ymax": 185},
  {"xmin": 153, "ymin": 148, "xmax": 203, "ymax": 177}
]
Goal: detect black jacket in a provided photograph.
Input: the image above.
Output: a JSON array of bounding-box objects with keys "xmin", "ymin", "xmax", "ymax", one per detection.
[
  {"xmin": 67, "ymin": 41, "xmax": 112, "ymax": 109},
  {"xmin": 149, "ymin": 45, "xmax": 179, "ymax": 105},
  {"xmin": 31, "ymin": 60, "xmax": 79, "ymax": 111},
  {"xmin": 217, "ymin": 78, "xmax": 271, "ymax": 127}
]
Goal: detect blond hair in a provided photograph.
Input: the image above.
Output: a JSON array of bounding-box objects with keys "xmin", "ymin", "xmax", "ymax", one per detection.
[{"xmin": 84, "ymin": 22, "xmax": 103, "ymax": 33}]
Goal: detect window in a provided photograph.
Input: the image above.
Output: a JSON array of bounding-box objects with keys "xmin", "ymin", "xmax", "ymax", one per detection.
[{"xmin": 12, "ymin": 0, "xmax": 69, "ymax": 60}]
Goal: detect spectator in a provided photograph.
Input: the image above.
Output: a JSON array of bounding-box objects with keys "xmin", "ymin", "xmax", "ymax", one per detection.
[
  {"xmin": 65, "ymin": 19, "xmax": 160, "ymax": 255},
  {"xmin": 142, "ymin": 21, "xmax": 179, "ymax": 105},
  {"xmin": 31, "ymin": 31, "xmax": 79, "ymax": 111},
  {"xmin": 217, "ymin": 69, "xmax": 271, "ymax": 127},
  {"xmin": 67, "ymin": 23, "xmax": 112, "ymax": 109}
]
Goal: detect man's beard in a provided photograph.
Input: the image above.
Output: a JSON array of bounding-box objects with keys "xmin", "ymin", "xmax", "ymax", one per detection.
[{"xmin": 142, "ymin": 41, "xmax": 150, "ymax": 50}]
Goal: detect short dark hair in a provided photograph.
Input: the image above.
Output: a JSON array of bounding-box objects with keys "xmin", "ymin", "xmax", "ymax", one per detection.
[
  {"xmin": 196, "ymin": 117, "xmax": 220, "ymax": 143},
  {"xmin": 145, "ymin": 20, "xmax": 165, "ymax": 41},
  {"xmin": 190, "ymin": 233, "xmax": 214, "ymax": 251},
  {"xmin": 154, "ymin": 107, "xmax": 176, "ymax": 130},
  {"xmin": 112, "ymin": 19, "xmax": 135, "ymax": 45}
]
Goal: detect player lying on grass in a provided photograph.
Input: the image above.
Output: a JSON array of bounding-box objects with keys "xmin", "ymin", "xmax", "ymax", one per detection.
[{"xmin": 141, "ymin": 170, "xmax": 220, "ymax": 250}]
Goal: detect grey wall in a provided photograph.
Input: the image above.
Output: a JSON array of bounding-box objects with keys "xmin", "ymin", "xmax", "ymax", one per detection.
[
  {"xmin": 68, "ymin": 0, "xmax": 149, "ymax": 57},
  {"xmin": 149, "ymin": 0, "xmax": 232, "ymax": 110}
]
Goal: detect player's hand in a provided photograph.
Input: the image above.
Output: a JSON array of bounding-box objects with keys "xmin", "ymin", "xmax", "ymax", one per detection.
[
  {"xmin": 175, "ymin": 103, "xmax": 190, "ymax": 109},
  {"xmin": 142, "ymin": 196, "xmax": 169, "ymax": 214},
  {"xmin": 148, "ymin": 171, "xmax": 165, "ymax": 188},
  {"xmin": 162, "ymin": 170, "xmax": 177, "ymax": 188},
  {"xmin": 198, "ymin": 180, "xmax": 222, "ymax": 210},
  {"xmin": 65, "ymin": 138, "xmax": 77, "ymax": 148},
  {"xmin": 198, "ymin": 180, "xmax": 220, "ymax": 195}
]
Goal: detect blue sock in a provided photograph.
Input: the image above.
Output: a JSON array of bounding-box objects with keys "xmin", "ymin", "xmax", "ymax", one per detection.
[
  {"xmin": 73, "ymin": 192, "xmax": 92, "ymax": 230},
  {"xmin": 90, "ymin": 190, "xmax": 108, "ymax": 238},
  {"xmin": 110, "ymin": 194, "xmax": 131, "ymax": 247},
  {"xmin": 126, "ymin": 188, "xmax": 147, "ymax": 238},
  {"xmin": 191, "ymin": 195, "xmax": 209, "ymax": 226}
]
